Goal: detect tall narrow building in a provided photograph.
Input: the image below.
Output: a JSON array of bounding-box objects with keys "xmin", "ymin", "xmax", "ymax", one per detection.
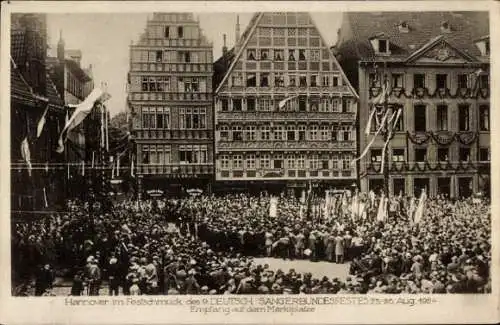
[
  {"xmin": 128, "ymin": 13, "xmax": 214, "ymax": 196},
  {"xmin": 214, "ymin": 12, "xmax": 358, "ymax": 195}
]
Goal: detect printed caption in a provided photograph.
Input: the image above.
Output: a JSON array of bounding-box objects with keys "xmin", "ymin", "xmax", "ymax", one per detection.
[{"xmin": 65, "ymin": 296, "xmax": 438, "ymax": 315}]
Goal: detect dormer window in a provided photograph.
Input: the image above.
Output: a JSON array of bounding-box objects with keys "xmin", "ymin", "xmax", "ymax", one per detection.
[
  {"xmin": 441, "ymin": 21, "xmax": 451, "ymax": 33},
  {"xmin": 370, "ymin": 35, "xmax": 391, "ymax": 55},
  {"xmin": 378, "ymin": 39, "xmax": 389, "ymax": 53},
  {"xmin": 398, "ymin": 21, "xmax": 409, "ymax": 33},
  {"xmin": 475, "ymin": 37, "xmax": 490, "ymax": 56}
]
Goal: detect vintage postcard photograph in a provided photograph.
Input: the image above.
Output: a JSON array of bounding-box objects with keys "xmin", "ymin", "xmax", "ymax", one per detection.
[{"xmin": 0, "ymin": 1, "xmax": 498, "ymax": 324}]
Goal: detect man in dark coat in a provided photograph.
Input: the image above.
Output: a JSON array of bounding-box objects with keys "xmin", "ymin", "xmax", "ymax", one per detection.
[{"xmin": 35, "ymin": 264, "xmax": 54, "ymax": 296}]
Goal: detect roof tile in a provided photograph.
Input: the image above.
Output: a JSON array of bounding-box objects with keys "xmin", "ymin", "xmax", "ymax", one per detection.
[{"xmin": 341, "ymin": 11, "xmax": 489, "ymax": 61}]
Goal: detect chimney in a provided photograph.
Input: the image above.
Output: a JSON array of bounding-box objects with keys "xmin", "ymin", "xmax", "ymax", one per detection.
[
  {"xmin": 235, "ymin": 14, "xmax": 241, "ymax": 44},
  {"xmin": 222, "ymin": 34, "xmax": 228, "ymax": 56},
  {"xmin": 57, "ymin": 29, "xmax": 65, "ymax": 61}
]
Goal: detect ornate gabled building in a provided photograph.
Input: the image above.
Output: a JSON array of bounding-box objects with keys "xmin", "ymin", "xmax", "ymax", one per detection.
[
  {"xmin": 128, "ymin": 13, "xmax": 214, "ymax": 196},
  {"xmin": 214, "ymin": 12, "xmax": 359, "ymax": 195},
  {"xmin": 335, "ymin": 12, "xmax": 490, "ymax": 198}
]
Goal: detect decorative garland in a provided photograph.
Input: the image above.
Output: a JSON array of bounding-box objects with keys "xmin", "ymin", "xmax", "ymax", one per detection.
[
  {"xmin": 455, "ymin": 131, "xmax": 478, "ymax": 145},
  {"xmin": 368, "ymin": 86, "xmax": 489, "ymax": 100},
  {"xmin": 407, "ymin": 131, "xmax": 431, "ymax": 145},
  {"xmin": 432, "ymin": 131, "xmax": 455, "ymax": 146}
]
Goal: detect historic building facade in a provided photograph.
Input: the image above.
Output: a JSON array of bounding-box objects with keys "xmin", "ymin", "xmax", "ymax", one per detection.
[
  {"xmin": 335, "ymin": 12, "xmax": 490, "ymax": 197},
  {"xmin": 11, "ymin": 14, "xmax": 67, "ymax": 212},
  {"xmin": 214, "ymin": 12, "xmax": 358, "ymax": 195},
  {"xmin": 128, "ymin": 13, "xmax": 214, "ymax": 195}
]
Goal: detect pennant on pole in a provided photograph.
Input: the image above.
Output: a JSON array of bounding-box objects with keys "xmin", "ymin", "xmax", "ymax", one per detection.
[
  {"xmin": 56, "ymin": 88, "xmax": 111, "ymax": 153},
  {"xmin": 116, "ymin": 155, "xmax": 120, "ymax": 176},
  {"xmin": 352, "ymin": 109, "xmax": 390, "ymax": 165},
  {"xmin": 376, "ymin": 194, "xmax": 388, "ymax": 222},
  {"xmin": 278, "ymin": 95, "xmax": 299, "ymax": 110},
  {"xmin": 380, "ymin": 108, "xmax": 402, "ymax": 174},
  {"xmin": 413, "ymin": 189, "xmax": 427, "ymax": 224},
  {"xmin": 36, "ymin": 104, "xmax": 50, "ymax": 138},
  {"xmin": 20, "ymin": 138, "xmax": 32, "ymax": 177},
  {"xmin": 364, "ymin": 108, "xmax": 376, "ymax": 135},
  {"xmin": 43, "ymin": 187, "xmax": 48, "ymax": 208}
]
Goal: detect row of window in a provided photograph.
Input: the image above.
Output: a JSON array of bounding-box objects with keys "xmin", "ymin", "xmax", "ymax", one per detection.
[
  {"xmin": 131, "ymin": 50, "xmax": 211, "ymax": 64},
  {"xmin": 369, "ymin": 177, "xmax": 468, "ymax": 197},
  {"xmin": 140, "ymin": 76, "xmax": 208, "ymax": 93},
  {"xmin": 129, "ymin": 62, "xmax": 212, "ymax": 73},
  {"xmin": 256, "ymin": 27, "xmax": 319, "ymax": 37},
  {"xmin": 370, "ymin": 72, "xmax": 489, "ymax": 89},
  {"xmin": 148, "ymin": 25, "xmax": 198, "ymax": 39},
  {"xmin": 411, "ymin": 104, "xmax": 489, "ymax": 132},
  {"xmin": 230, "ymin": 72, "xmax": 341, "ymax": 88},
  {"xmin": 141, "ymin": 107, "xmax": 207, "ymax": 129},
  {"xmin": 66, "ymin": 71, "xmax": 91, "ymax": 99},
  {"xmin": 141, "ymin": 144, "xmax": 208, "ymax": 164},
  {"xmin": 259, "ymin": 13, "xmax": 311, "ymax": 26},
  {"xmin": 246, "ymin": 48, "xmax": 328, "ymax": 62},
  {"xmin": 219, "ymin": 97, "xmax": 354, "ymax": 113},
  {"xmin": 370, "ymin": 147, "xmax": 490, "ymax": 163},
  {"xmin": 218, "ymin": 125, "xmax": 354, "ymax": 142},
  {"xmin": 219, "ymin": 155, "xmax": 353, "ymax": 170}
]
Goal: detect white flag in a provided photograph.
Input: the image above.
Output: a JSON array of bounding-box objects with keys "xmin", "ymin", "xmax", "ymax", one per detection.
[
  {"xmin": 376, "ymin": 194, "xmax": 388, "ymax": 222},
  {"xmin": 36, "ymin": 104, "xmax": 50, "ymax": 138},
  {"xmin": 56, "ymin": 88, "xmax": 111, "ymax": 153},
  {"xmin": 278, "ymin": 95, "xmax": 298, "ymax": 110},
  {"xmin": 20, "ymin": 138, "xmax": 32, "ymax": 177},
  {"xmin": 414, "ymin": 190, "xmax": 427, "ymax": 224}
]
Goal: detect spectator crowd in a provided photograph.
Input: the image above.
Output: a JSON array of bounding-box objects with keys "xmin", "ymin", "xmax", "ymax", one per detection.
[{"xmin": 12, "ymin": 191, "xmax": 491, "ymax": 296}]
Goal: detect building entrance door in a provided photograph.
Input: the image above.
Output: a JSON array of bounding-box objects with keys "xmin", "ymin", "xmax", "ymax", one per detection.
[
  {"xmin": 458, "ymin": 177, "xmax": 473, "ymax": 198},
  {"xmin": 413, "ymin": 178, "xmax": 429, "ymax": 197}
]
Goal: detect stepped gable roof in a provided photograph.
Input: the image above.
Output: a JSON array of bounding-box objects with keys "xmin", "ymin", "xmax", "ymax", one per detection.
[
  {"xmin": 213, "ymin": 13, "xmax": 261, "ymax": 91},
  {"xmin": 340, "ymin": 11, "xmax": 489, "ymax": 62},
  {"xmin": 214, "ymin": 12, "xmax": 358, "ymax": 98}
]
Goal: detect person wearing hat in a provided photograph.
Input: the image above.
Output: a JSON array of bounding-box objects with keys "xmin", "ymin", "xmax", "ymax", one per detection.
[
  {"xmin": 130, "ymin": 276, "xmax": 141, "ymax": 295},
  {"xmin": 108, "ymin": 255, "xmax": 120, "ymax": 296},
  {"xmin": 86, "ymin": 257, "xmax": 102, "ymax": 296},
  {"xmin": 34, "ymin": 264, "xmax": 54, "ymax": 296},
  {"xmin": 185, "ymin": 269, "xmax": 200, "ymax": 294}
]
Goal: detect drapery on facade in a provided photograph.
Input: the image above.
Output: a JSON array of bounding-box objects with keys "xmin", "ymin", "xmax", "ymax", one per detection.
[{"xmin": 335, "ymin": 12, "xmax": 490, "ymax": 198}]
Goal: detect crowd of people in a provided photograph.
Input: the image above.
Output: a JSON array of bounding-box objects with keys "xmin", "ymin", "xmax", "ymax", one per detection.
[{"xmin": 12, "ymin": 191, "xmax": 491, "ymax": 296}]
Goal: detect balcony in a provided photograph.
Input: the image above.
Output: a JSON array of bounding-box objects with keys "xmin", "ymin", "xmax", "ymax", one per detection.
[
  {"xmin": 137, "ymin": 163, "xmax": 213, "ymax": 176},
  {"xmin": 216, "ymin": 140, "xmax": 356, "ymax": 151},
  {"xmin": 216, "ymin": 111, "xmax": 355, "ymax": 122},
  {"xmin": 134, "ymin": 129, "xmax": 212, "ymax": 140}
]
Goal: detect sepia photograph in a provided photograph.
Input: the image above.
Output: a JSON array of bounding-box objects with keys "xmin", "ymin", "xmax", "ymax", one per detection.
[{"xmin": 1, "ymin": 1, "xmax": 499, "ymax": 324}]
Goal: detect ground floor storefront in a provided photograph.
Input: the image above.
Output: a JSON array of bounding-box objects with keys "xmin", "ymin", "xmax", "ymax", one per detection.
[
  {"xmin": 213, "ymin": 179, "xmax": 356, "ymax": 198},
  {"xmin": 137, "ymin": 174, "xmax": 213, "ymax": 199},
  {"xmin": 360, "ymin": 172, "xmax": 490, "ymax": 198}
]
